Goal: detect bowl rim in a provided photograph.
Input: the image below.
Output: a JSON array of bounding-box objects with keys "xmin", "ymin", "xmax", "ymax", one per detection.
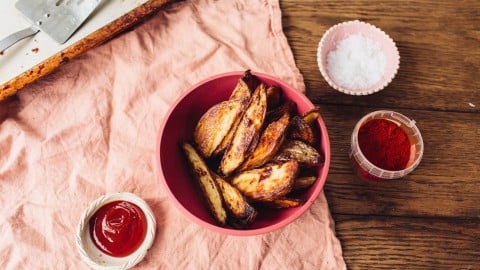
[
  {"xmin": 156, "ymin": 71, "xmax": 331, "ymax": 236},
  {"xmin": 317, "ymin": 20, "xmax": 400, "ymax": 96}
]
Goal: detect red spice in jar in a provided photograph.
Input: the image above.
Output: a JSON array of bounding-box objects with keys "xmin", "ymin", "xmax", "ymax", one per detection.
[
  {"xmin": 89, "ymin": 200, "xmax": 147, "ymax": 257},
  {"xmin": 358, "ymin": 118, "xmax": 411, "ymax": 171}
]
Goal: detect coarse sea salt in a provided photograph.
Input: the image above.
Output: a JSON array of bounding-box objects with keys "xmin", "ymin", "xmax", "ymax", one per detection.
[{"xmin": 327, "ymin": 34, "xmax": 386, "ymax": 91}]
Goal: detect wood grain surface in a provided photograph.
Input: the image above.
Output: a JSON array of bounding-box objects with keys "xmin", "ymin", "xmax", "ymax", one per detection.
[
  {"xmin": 280, "ymin": 0, "xmax": 480, "ymax": 268},
  {"xmin": 1, "ymin": 1, "xmax": 477, "ymax": 268}
]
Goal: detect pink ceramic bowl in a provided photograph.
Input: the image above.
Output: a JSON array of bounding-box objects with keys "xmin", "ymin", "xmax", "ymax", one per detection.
[
  {"xmin": 317, "ymin": 20, "xmax": 400, "ymax": 95},
  {"xmin": 156, "ymin": 71, "xmax": 331, "ymax": 236}
]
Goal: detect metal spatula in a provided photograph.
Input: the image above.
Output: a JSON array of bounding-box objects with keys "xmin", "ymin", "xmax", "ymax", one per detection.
[{"xmin": 0, "ymin": 0, "xmax": 102, "ymax": 53}]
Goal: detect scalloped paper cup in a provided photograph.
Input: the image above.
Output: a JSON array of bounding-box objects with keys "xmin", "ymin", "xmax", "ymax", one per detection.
[
  {"xmin": 75, "ymin": 192, "xmax": 156, "ymax": 270},
  {"xmin": 317, "ymin": 20, "xmax": 400, "ymax": 95}
]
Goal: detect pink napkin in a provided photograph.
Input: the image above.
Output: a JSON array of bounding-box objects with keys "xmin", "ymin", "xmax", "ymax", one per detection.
[{"xmin": 0, "ymin": 0, "xmax": 346, "ymax": 269}]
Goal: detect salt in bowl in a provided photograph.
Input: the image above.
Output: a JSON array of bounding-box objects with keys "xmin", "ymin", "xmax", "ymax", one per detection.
[{"xmin": 317, "ymin": 20, "xmax": 400, "ymax": 95}]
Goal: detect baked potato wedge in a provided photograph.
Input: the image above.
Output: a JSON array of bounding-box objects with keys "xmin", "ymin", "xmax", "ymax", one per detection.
[
  {"xmin": 293, "ymin": 175, "xmax": 317, "ymax": 190},
  {"xmin": 213, "ymin": 173, "xmax": 257, "ymax": 228},
  {"xmin": 212, "ymin": 115, "xmax": 241, "ymax": 157},
  {"xmin": 245, "ymin": 132, "xmax": 260, "ymax": 159},
  {"xmin": 229, "ymin": 70, "xmax": 258, "ymax": 101},
  {"xmin": 194, "ymin": 100, "xmax": 243, "ymax": 158},
  {"xmin": 219, "ymin": 83, "xmax": 267, "ymax": 176},
  {"xmin": 212, "ymin": 71, "xmax": 258, "ymax": 156},
  {"xmin": 231, "ymin": 160, "xmax": 299, "ymax": 202},
  {"xmin": 181, "ymin": 142, "xmax": 227, "ymax": 225},
  {"xmin": 239, "ymin": 111, "xmax": 290, "ymax": 171},
  {"xmin": 266, "ymin": 85, "xmax": 283, "ymax": 110},
  {"xmin": 265, "ymin": 100, "xmax": 296, "ymax": 123},
  {"xmin": 288, "ymin": 115, "xmax": 317, "ymax": 146},
  {"xmin": 272, "ymin": 140, "xmax": 324, "ymax": 168},
  {"xmin": 302, "ymin": 108, "xmax": 321, "ymax": 126},
  {"xmin": 264, "ymin": 197, "xmax": 305, "ymax": 208}
]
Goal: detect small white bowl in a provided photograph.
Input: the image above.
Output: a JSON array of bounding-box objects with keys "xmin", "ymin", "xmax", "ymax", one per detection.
[
  {"xmin": 75, "ymin": 192, "xmax": 156, "ymax": 270},
  {"xmin": 317, "ymin": 20, "xmax": 400, "ymax": 95}
]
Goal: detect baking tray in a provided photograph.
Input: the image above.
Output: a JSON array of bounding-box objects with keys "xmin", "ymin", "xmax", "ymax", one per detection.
[{"xmin": 0, "ymin": 0, "xmax": 174, "ymax": 101}]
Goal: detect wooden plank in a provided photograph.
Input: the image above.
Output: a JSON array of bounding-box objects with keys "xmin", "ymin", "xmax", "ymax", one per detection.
[
  {"xmin": 279, "ymin": 1, "xmax": 480, "ymax": 268},
  {"xmin": 280, "ymin": 0, "xmax": 480, "ymax": 112},
  {"xmin": 320, "ymin": 105, "xmax": 479, "ymax": 179},
  {"xmin": 334, "ymin": 214, "xmax": 480, "ymax": 269},
  {"xmin": 324, "ymin": 174, "xmax": 480, "ymax": 218}
]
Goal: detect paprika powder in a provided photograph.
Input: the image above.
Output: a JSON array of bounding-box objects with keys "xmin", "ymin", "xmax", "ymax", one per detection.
[{"xmin": 358, "ymin": 118, "xmax": 411, "ymax": 171}]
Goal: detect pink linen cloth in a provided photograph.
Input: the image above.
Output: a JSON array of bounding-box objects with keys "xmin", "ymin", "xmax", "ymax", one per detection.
[{"xmin": 0, "ymin": 0, "xmax": 346, "ymax": 269}]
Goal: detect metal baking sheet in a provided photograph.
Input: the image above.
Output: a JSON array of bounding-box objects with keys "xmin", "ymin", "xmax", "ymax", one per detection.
[{"xmin": 0, "ymin": 0, "xmax": 172, "ymax": 100}]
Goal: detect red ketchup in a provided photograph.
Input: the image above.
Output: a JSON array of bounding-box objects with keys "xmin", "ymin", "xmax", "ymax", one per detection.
[{"xmin": 89, "ymin": 200, "xmax": 147, "ymax": 257}]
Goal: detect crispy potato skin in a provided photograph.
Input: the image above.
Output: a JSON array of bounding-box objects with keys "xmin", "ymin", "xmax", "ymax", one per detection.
[
  {"xmin": 229, "ymin": 70, "xmax": 258, "ymax": 102},
  {"xmin": 231, "ymin": 160, "xmax": 299, "ymax": 202},
  {"xmin": 266, "ymin": 85, "xmax": 282, "ymax": 110},
  {"xmin": 293, "ymin": 176, "xmax": 317, "ymax": 190},
  {"xmin": 194, "ymin": 100, "xmax": 243, "ymax": 158},
  {"xmin": 265, "ymin": 101, "xmax": 296, "ymax": 123},
  {"xmin": 302, "ymin": 108, "xmax": 320, "ymax": 126},
  {"xmin": 213, "ymin": 174, "xmax": 257, "ymax": 228},
  {"xmin": 272, "ymin": 140, "xmax": 324, "ymax": 168},
  {"xmin": 239, "ymin": 112, "xmax": 290, "ymax": 171},
  {"xmin": 219, "ymin": 83, "xmax": 267, "ymax": 176},
  {"xmin": 288, "ymin": 115, "xmax": 317, "ymax": 146},
  {"xmin": 212, "ymin": 71, "xmax": 257, "ymax": 156},
  {"xmin": 264, "ymin": 197, "xmax": 305, "ymax": 208},
  {"xmin": 181, "ymin": 143, "xmax": 227, "ymax": 225}
]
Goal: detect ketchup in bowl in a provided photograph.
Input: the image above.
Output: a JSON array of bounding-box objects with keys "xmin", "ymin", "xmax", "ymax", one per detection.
[{"xmin": 89, "ymin": 200, "xmax": 147, "ymax": 257}]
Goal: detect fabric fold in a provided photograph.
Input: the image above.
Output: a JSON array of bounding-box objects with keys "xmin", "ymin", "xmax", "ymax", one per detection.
[{"xmin": 0, "ymin": 0, "xmax": 345, "ymax": 269}]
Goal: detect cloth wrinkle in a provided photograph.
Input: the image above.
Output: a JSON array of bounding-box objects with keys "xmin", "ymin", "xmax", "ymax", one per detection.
[
  {"xmin": 205, "ymin": 235, "xmax": 228, "ymax": 267},
  {"xmin": 256, "ymin": 231, "xmax": 281, "ymax": 269},
  {"xmin": 0, "ymin": 1, "xmax": 345, "ymax": 269}
]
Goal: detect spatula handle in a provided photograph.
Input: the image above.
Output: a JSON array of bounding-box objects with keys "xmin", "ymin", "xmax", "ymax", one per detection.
[{"xmin": 0, "ymin": 26, "xmax": 39, "ymax": 53}]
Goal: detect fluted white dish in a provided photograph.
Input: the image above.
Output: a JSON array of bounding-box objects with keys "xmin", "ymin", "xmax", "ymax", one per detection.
[
  {"xmin": 317, "ymin": 20, "xmax": 400, "ymax": 95},
  {"xmin": 75, "ymin": 192, "xmax": 156, "ymax": 270}
]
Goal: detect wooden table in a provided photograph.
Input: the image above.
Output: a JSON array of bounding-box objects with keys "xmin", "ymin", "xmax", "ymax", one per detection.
[
  {"xmin": 280, "ymin": 0, "xmax": 479, "ymax": 268},
  {"xmin": 1, "ymin": 1, "xmax": 477, "ymax": 268}
]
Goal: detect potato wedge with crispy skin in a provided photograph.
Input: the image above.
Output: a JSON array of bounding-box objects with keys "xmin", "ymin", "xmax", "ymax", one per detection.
[
  {"xmin": 181, "ymin": 143, "xmax": 227, "ymax": 225},
  {"xmin": 219, "ymin": 83, "xmax": 267, "ymax": 176},
  {"xmin": 231, "ymin": 160, "xmax": 298, "ymax": 202},
  {"xmin": 194, "ymin": 100, "xmax": 243, "ymax": 158},
  {"xmin": 264, "ymin": 197, "xmax": 305, "ymax": 208},
  {"xmin": 212, "ymin": 72, "xmax": 258, "ymax": 157},
  {"xmin": 229, "ymin": 70, "xmax": 258, "ymax": 102},
  {"xmin": 272, "ymin": 140, "xmax": 324, "ymax": 168},
  {"xmin": 265, "ymin": 101, "xmax": 296, "ymax": 123},
  {"xmin": 239, "ymin": 111, "xmax": 290, "ymax": 171},
  {"xmin": 288, "ymin": 115, "xmax": 317, "ymax": 146},
  {"xmin": 302, "ymin": 108, "xmax": 321, "ymax": 126},
  {"xmin": 212, "ymin": 173, "xmax": 257, "ymax": 228},
  {"xmin": 245, "ymin": 132, "xmax": 260, "ymax": 159},
  {"xmin": 212, "ymin": 115, "xmax": 241, "ymax": 157},
  {"xmin": 293, "ymin": 176, "xmax": 317, "ymax": 190},
  {"xmin": 266, "ymin": 85, "xmax": 283, "ymax": 110}
]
